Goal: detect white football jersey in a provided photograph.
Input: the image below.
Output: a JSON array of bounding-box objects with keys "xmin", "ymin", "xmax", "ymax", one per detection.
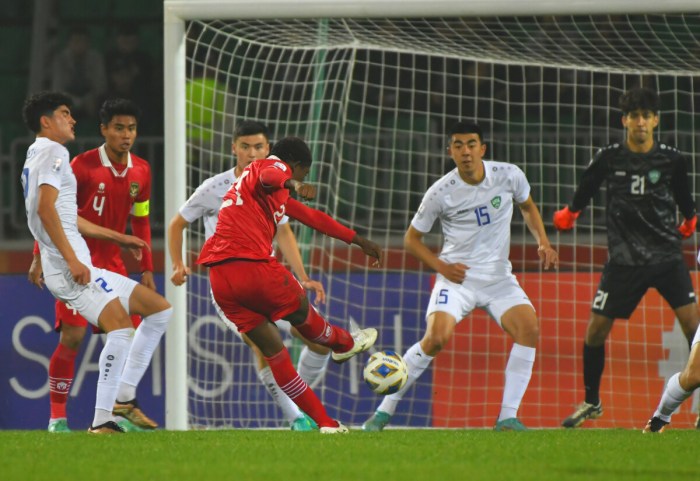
[
  {"xmin": 412, "ymin": 160, "xmax": 530, "ymax": 278},
  {"xmin": 179, "ymin": 167, "xmax": 288, "ymax": 241},
  {"xmin": 21, "ymin": 137, "xmax": 92, "ymax": 276}
]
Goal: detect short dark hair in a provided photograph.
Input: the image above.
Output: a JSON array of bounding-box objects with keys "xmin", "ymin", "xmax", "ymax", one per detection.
[
  {"xmin": 99, "ymin": 98, "xmax": 141, "ymax": 126},
  {"xmin": 447, "ymin": 121, "xmax": 484, "ymax": 144},
  {"xmin": 270, "ymin": 137, "xmax": 312, "ymax": 167},
  {"xmin": 233, "ymin": 120, "xmax": 269, "ymax": 141},
  {"xmin": 619, "ymin": 87, "xmax": 659, "ymax": 114},
  {"xmin": 22, "ymin": 91, "xmax": 73, "ymax": 133}
]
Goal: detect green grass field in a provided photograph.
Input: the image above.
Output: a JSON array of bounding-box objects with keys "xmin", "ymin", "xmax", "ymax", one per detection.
[{"xmin": 2, "ymin": 429, "xmax": 699, "ymax": 481}]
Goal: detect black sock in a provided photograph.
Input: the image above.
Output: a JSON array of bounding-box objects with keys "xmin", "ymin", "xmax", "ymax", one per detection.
[{"xmin": 583, "ymin": 343, "xmax": 605, "ymax": 405}]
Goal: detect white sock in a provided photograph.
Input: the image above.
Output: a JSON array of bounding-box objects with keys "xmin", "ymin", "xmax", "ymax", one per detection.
[
  {"xmin": 93, "ymin": 327, "xmax": 134, "ymax": 427},
  {"xmin": 654, "ymin": 373, "xmax": 693, "ymax": 422},
  {"xmin": 297, "ymin": 348, "xmax": 330, "ymax": 386},
  {"xmin": 498, "ymin": 343, "xmax": 536, "ymax": 422},
  {"xmin": 258, "ymin": 366, "xmax": 304, "ymax": 423},
  {"xmin": 117, "ymin": 307, "xmax": 172, "ymax": 402},
  {"xmin": 378, "ymin": 343, "xmax": 434, "ymax": 416}
]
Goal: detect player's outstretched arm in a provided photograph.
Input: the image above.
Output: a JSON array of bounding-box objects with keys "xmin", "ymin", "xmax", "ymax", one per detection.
[
  {"xmin": 404, "ymin": 225, "xmax": 466, "ymax": 283},
  {"xmin": 285, "ymin": 197, "xmax": 384, "ymax": 267},
  {"xmin": 519, "ymin": 196, "xmax": 559, "ymax": 270},
  {"xmin": 77, "ymin": 215, "xmax": 148, "ymax": 260},
  {"xmin": 167, "ymin": 213, "xmax": 192, "ymax": 286},
  {"xmin": 351, "ymin": 234, "xmax": 383, "ymax": 268}
]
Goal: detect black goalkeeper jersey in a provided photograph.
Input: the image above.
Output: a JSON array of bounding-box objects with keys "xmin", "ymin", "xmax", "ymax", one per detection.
[{"xmin": 570, "ymin": 141, "xmax": 696, "ymax": 266}]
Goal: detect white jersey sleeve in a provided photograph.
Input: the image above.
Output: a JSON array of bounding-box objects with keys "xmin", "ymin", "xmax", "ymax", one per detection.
[
  {"xmin": 411, "ymin": 182, "xmax": 443, "ymax": 234},
  {"xmin": 179, "ymin": 170, "xmax": 236, "ymax": 240}
]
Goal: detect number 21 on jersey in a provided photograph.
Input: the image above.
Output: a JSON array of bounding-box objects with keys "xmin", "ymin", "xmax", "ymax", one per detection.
[{"xmin": 630, "ymin": 174, "xmax": 645, "ymax": 195}]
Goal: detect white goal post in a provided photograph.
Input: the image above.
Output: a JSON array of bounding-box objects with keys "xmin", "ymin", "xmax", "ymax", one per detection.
[{"xmin": 164, "ymin": 0, "xmax": 700, "ymax": 430}]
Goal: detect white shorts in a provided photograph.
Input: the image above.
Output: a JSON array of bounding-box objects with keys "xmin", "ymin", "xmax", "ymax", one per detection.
[
  {"xmin": 426, "ymin": 273, "xmax": 534, "ymax": 327},
  {"xmin": 44, "ymin": 266, "xmax": 138, "ymax": 327},
  {"xmin": 210, "ymin": 289, "xmax": 293, "ymax": 339}
]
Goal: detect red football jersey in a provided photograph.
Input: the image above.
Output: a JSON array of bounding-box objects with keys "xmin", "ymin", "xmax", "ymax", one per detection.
[
  {"xmin": 198, "ymin": 158, "xmax": 290, "ymax": 265},
  {"xmin": 71, "ymin": 145, "xmax": 153, "ymax": 273},
  {"xmin": 198, "ymin": 158, "xmax": 356, "ymax": 266}
]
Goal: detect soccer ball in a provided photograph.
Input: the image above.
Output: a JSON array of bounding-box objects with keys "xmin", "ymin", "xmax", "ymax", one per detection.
[{"xmin": 363, "ymin": 350, "xmax": 408, "ymax": 395}]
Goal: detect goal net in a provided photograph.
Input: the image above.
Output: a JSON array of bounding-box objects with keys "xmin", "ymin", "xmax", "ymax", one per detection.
[{"xmin": 166, "ymin": 6, "xmax": 700, "ymax": 429}]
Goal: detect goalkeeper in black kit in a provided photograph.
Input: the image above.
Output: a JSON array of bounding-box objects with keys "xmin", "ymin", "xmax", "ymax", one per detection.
[{"xmin": 553, "ymin": 86, "xmax": 700, "ymax": 429}]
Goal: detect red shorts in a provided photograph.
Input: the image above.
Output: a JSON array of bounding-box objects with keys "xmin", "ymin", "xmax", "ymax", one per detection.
[
  {"xmin": 209, "ymin": 259, "xmax": 304, "ymax": 333},
  {"xmin": 54, "ymin": 299, "xmax": 142, "ymax": 333}
]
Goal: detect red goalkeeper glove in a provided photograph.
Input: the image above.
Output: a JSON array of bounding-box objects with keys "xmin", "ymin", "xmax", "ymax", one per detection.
[
  {"xmin": 678, "ymin": 215, "xmax": 697, "ymax": 239},
  {"xmin": 553, "ymin": 206, "xmax": 580, "ymax": 231}
]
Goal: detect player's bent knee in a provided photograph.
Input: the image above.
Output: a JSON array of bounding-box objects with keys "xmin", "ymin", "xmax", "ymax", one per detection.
[
  {"xmin": 680, "ymin": 369, "xmax": 700, "ymax": 391},
  {"xmin": 96, "ymin": 297, "xmax": 132, "ymax": 331},
  {"xmin": 130, "ymin": 285, "xmax": 171, "ymax": 317},
  {"xmin": 59, "ymin": 325, "xmax": 87, "ymax": 349},
  {"xmin": 421, "ymin": 335, "xmax": 448, "ymax": 355},
  {"xmin": 285, "ymin": 303, "xmax": 309, "ymax": 325}
]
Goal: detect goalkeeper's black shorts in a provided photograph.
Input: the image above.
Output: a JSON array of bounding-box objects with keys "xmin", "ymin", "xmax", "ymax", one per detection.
[{"xmin": 591, "ymin": 259, "xmax": 695, "ymax": 319}]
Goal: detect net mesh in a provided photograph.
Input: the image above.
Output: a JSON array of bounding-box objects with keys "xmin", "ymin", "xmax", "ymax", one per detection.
[{"xmin": 182, "ymin": 14, "xmax": 700, "ymax": 428}]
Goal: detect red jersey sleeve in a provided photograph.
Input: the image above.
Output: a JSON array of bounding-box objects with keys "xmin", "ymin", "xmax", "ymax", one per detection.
[
  {"xmin": 285, "ymin": 198, "xmax": 356, "ymax": 244},
  {"xmin": 33, "ymin": 240, "xmax": 40, "ymax": 255},
  {"xmin": 131, "ymin": 160, "xmax": 153, "ymax": 272},
  {"xmin": 259, "ymin": 162, "xmax": 291, "ymax": 191}
]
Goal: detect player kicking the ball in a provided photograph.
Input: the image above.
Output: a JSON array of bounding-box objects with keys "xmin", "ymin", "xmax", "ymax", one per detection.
[
  {"xmin": 168, "ymin": 121, "xmax": 331, "ymax": 431},
  {"xmin": 197, "ymin": 137, "xmax": 383, "ymax": 433}
]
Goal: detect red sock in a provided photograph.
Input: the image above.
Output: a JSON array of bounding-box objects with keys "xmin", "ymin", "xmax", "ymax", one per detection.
[
  {"xmin": 294, "ymin": 306, "xmax": 353, "ymax": 353},
  {"xmin": 48, "ymin": 343, "xmax": 78, "ymax": 419},
  {"xmin": 265, "ymin": 349, "xmax": 337, "ymax": 428}
]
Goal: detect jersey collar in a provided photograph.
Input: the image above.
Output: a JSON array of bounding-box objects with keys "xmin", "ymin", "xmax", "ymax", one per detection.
[{"xmin": 98, "ymin": 144, "xmax": 132, "ymax": 177}]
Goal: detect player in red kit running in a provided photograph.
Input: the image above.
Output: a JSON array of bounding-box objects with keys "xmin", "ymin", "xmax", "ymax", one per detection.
[
  {"xmin": 29, "ymin": 98, "xmax": 157, "ymax": 433},
  {"xmin": 198, "ymin": 137, "xmax": 383, "ymax": 433}
]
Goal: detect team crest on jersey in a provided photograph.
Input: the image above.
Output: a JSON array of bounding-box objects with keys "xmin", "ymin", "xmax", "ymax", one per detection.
[
  {"xmin": 129, "ymin": 182, "xmax": 139, "ymax": 198},
  {"xmin": 491, "ymin": 196, "xmax": 502, "ymax": 209},
  {"xmin": 98, "ymin": 182, "xmax": 105, "ymax": 193},
  {"xmin": 51, "ymin": 158, "xmax": 63, "ymax": 172},
  {"xmin": 648, "ymin": 170, "xmax": 660, "ymax": 184}
]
